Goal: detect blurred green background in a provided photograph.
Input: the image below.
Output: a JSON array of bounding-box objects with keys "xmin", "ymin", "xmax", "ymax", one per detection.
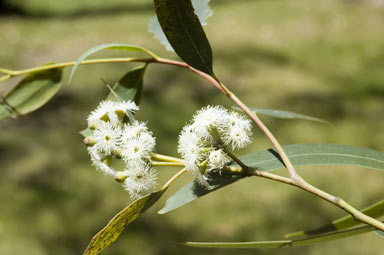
[{"xmin": 0, "ymin": 0, "xmax": 383, "ymax": 254}]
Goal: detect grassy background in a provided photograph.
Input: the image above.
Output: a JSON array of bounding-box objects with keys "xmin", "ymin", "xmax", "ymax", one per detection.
[{"xmin": 0, "ymin": 0, "xmax": 383, "ymax": 254}]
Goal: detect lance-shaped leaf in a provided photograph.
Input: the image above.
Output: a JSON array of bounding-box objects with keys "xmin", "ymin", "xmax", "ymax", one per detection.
[
  {"xmin": 159, "ymin": 144, "xmax": 384, "ymax": 214},
  {"xmin": 83, "ymin": 168, "xmax": 186, "ymax": 255},
  {"xmin": 285, "ymin": 199, "xmax": 384, "ymax": 238},
  {"xmin": 185, "ymin": 225, "xmax": 376, "ymax": 248},
  {"xmin": 83, "ymin": 190, "xmax": 165, "ymax": 255},
  {"xmin": 233, "ymin": 106, "xmax": 328, "ymax": 124},
  {"xmin": 153, "ymin": 0, "xmax": 214, "ymax": 75},
  {"xmin": 0, "ymin": 66, "xmax": 62, "ymax": 121},
  {"xmin": 80, "ymin": 65, "xmax": 146, "ymax": 138},
  {"xmin": 69, "ymin": 43, "xmax": 158, "ymax": 83}
]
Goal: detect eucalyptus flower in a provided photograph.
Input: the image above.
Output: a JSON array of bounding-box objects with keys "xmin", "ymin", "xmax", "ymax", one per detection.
[
  {"xmin": 93, "ymin": 121, "xmax": 122, "ymax": 155},
  {"xmin": 87, "ymin": 100, "xmax": 139, "ymax": 127},
  {"xmin": 121, "ymin": 121, "xmax": 156, "ymax": 165},
  {"xmin": 88, "ymin": 147, "xmax": 116, "ymax": 176},
  {"xmin": 208, "ymin": 149, "xmax": 229, "ymax": 171},
  {"xmin": 86, "ymin": 100, "xmax": 158, "ymax": 200},
  {"xmin": 123, "ymin": 164, "xmax": 158, "ymax": 200},
  {"xmin": 178, "ymin": 105, "xmax": 253, "ymax": 187}
]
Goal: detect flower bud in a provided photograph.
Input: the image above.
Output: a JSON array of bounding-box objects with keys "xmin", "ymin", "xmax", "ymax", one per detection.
[{"xmin": 114, "ymin": 171, "xmax": 128, "ymax": 183}]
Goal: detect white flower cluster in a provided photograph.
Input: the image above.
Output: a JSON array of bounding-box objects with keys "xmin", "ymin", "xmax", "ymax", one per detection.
[
  {"xmin": 86, "ymin": 100, "xmax": 157, "ymax": 200},
  {"xmin": 178, "ymin": 106, "xmax": 252, "ymax": 186}
]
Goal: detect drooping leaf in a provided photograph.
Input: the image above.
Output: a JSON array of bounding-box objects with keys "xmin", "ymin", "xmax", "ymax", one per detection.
[
  {"xmin": 185, "ymin": 225, "xmax": 375, "ymax": 248},
  {"xmin": 233, "ymin": 106, "xmax": 328, "ymax": 124},
  {"xmin": 83, "ymin": 168, "xmax": 187, "ymax": 255},
  {"xmin": 159, "ymin": 144, "xmax": 384, "ymax": 214},
  {"xmin": 153, "ymin": 0, "xmax": 214, "ymax": 75},
  {"xmin": 0, "ymin": 66, "xmax": 62, "ymax": 121},
  {"xmin": 285, "ymin": 199, "xmax": 384, "ymax": 238},
  {"xmin": 69, "ymin": 43, "xmax": 158, "ymax": 84},
  {"xmin": 149, "ymin": 0, "xmax": 213, "ymax": 52},
  {"xmin": 106, "ymin": 65, "xmax": 146, "ymax": 105},
  {"xmin": 83, "ymin": 190, "xmax": 165, "ymax": 255}
]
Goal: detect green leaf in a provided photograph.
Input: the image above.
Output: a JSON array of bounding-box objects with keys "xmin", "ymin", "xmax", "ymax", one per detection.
[
  {"xmin": 106, "ymin": 65, "xmax": 146, "ymax": 105},
  {"xmin": 185, "ymin": 225, "xmax": 375, "ymax": 248},
  {"xmin": 149, "ymin": 0, "xmax": 213, "ymax": 52},
  {"xmin": 0, "ymin": 67, "xmax": 62, "ymax": 121},
  {"xmin": 83, "ymin": 190, "xmax": 165, "ymax": 255},
  {"xmin": 375, "ymin": 230, "xmax": 384, "ymax": 238},
  {"xmin": 285, "ymin": 199, "xmax": 384, "ymax": 238},
  {"xmin": 233, "ymin": 106, "xmax": 328, "ymax": 124},
  {"xmin": 237, "ymin": 144, "xmax": 384, "ymax": 171},
  {"xmin": 158, "ymin": 171, "xmax": 246, "ymax": 214},
  {"xmin": 69, "ymin": 43, "xmax": 158, "ymax": 84},
  {"xmin": 153, "ymin": 0, "xmax": 214, "ymax": 75},
  {"xmin": 159, "ymin": 144, "xmax": 384, "ymax": 214}
]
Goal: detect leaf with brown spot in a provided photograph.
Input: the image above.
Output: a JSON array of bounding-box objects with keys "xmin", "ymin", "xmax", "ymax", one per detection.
[{"xmin": 83, "ymin": 190, "xmax": 164, "ymax": 255}]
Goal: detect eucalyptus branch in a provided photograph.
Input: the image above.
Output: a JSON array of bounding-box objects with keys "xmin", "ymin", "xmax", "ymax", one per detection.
[
  {"xmin": 151, "ymin": 153, "xmax": 184, "ymax": 163},
  {"xmin": 155, "ymin": 58, "xmax": 301, "ymax": 180},
  {"xmin": 221, "ymin": 147, "xmax": 249, "ymax": 172},
  {"xmin": 2, "ymin": 56, "xmax": 382, "ymax": 232},
  {"xmin": 161, "ymin": 167, "xmax": 187, "ymax": 190},
  {"xmin": 0, "ymin": 57, "xmax": 156, "ymax": 82},
  {"xmin": 226, "ymin": 165, "xmax": 384, "ymax": 231},
  {"xmin": 151, "ymin": 161, "xmax": 185, "ymax": 167},
  {"xmin": 156, "ymin": 59, "xmax": 384, "ymax": 232}
]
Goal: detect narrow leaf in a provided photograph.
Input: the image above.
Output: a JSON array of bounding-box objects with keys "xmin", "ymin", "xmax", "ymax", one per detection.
[
  {"xmin": 286, "ymin": 199, "xmax": 384, "ymax": 238},
  {"xmin": 158, "ymin": 171, "xmax": 246, "ymax": 214},
  {"xmin": 233, "ymin": 106, "xmax": 328, "ymax": 124},
  {"xmin": 159, "ymin": 144, "xmax": 384, "ymax": 214},
  {"xmin": 186, "ymin": 240, "xmax": 290, "ymax": 248},
  {"xmin": 83, "ymin": 190, "xmax": 165, "ymax": 255},
  {"xmin": 69, "ymin": 43, "xmax": 157, "ymax": 84},
  {"xmin": 153, "ymin": 0, "xmax": 214, "ymax": 75},
  {"xmin": 149, "ymin": 0, "xmax": 213, "ymax": 52},
  {"xmin": 185, "ymin": 225, "xmax": 375, "ymax": 249},
  {"xmin": 0, "ymin": 66, "xmax": 62, "ymax": 121}
]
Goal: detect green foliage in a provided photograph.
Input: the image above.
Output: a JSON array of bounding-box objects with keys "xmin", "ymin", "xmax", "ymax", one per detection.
[
  {"xmin": 159, "ymin": 144, "xmax": 384, "ymax": 214},
  {"xmin": 286, "ymin": 199, "xmax": 384, "ymax": 238},
  {"xmin": 0, "ymin": 1, "xmax": 383, "ymax": 254},
  {"xmin": 69, "ymin": 43, "xmax": 157, "ymax": 83},
  {"xmin": 153, "ymin": 0, "xmax": 214, "ymax": 74},
  {"xmin": 84, "ymin": 190, "xmax": 165, "ymax": 255},
  {"xmin": 185, "ymin": 225, "xmax": 376, "ymax": 248},
  {"xmin": 233, "ymin": 106, "xmax": 328, "ymax": 124},
  {"xmin": 0, "ymin": 66, "xmax": 62, "ymax": 121},
  {"xmin": 375, "ymin": 230, "xmax": 384, "ymax": 238}
]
